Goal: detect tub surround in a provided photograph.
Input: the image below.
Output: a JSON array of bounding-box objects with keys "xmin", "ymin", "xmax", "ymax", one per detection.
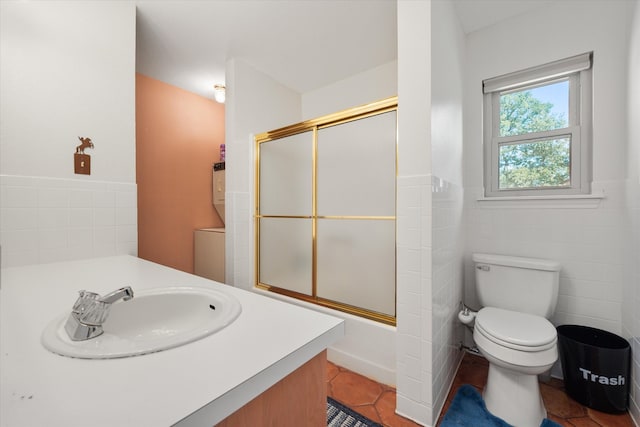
[{"xmin": 0, "ymin": 256, "xmax": 344, "ymax": 427}]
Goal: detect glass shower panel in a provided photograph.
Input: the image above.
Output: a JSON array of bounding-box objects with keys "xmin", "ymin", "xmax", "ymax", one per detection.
[
  {"xmin": 259, "ymin": 131, "xmax": 313, "ymax": 216},
  {"xmin": 316, "ymin": 219, "xmax": 395, "ymax": 316},
  {"xmin": 317, "ymin": 111, "xmax": 396, "ymax": 217},
  {"xmin": 259, "ymin": 217, "xmax": 312, "ymax": 296}
]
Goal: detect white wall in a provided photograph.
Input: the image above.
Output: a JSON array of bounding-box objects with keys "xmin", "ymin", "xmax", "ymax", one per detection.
[
  {"xmin": 429, "ymin": 0, "xmax": 465, "ymax": 422},
  {"xmin": 622, "ymin": 1, "xmax": 640, "ymax": 424},
  {"xmin": 395, "ymin": 2, "xmax": 466, "ymax": 425},
  {"xmin": 301, "ymin": 60, "xmax": 397, "ymax": 120},
  {"xmin": 463, "ymin": 1, "xmax": 634, "ymax": 351},
  {"xmin": 0, "ymin": 1, "xmax": 137, "ymax": 267},
  {"xmin": 396, "ymin": 0, "xmax": 433, "ymax": 425},
  {"xmin": 0, "ymin": 1, "xmax": 135, "ymax": 182}
]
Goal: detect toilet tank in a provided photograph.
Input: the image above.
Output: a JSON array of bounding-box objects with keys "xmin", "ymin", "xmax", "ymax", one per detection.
[{"xmin": 473, "ymin": 253, "xmax": 561, "ymax": 318}]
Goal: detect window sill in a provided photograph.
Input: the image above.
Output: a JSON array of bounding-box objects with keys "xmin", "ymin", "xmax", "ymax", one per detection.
[{"xmin": 476, "ymin": 193, "xmax": 604, "ymax": 209}]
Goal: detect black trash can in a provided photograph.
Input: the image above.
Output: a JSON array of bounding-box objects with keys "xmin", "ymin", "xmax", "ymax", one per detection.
[{"xmin": 557, "ymin": 325, "xmax": 631, "ymax": 413}]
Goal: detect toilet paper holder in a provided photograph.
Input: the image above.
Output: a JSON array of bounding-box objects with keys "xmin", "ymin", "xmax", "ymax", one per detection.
[{"xmin": 458, "ymin": 301, "xmax": 477, "ymax": 325}]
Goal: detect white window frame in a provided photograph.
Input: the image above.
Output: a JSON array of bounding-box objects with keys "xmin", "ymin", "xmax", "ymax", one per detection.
[{"xmin": 483, "ymin": 53, "xmax": 593, "ymax": 197}]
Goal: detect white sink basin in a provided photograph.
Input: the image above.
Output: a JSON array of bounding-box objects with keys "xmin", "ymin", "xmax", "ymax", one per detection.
[{"xmin": 41, "ymin": 286, "xmax": 242, "ymax": 359}]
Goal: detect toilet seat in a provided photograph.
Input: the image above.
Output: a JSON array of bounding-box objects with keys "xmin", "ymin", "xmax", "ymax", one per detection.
[{"xmin": 475, "ymin": 307, "xmax": 557, "ymax": 352}]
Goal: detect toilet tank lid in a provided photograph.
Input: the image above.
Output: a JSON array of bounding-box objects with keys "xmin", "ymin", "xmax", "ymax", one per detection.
[{"xmin": 472, "ymin": 253, "xmax": 561, "ymax": 272}]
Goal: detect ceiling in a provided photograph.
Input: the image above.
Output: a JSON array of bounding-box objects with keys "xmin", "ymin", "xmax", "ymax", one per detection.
[
  {"xmin": 451, "ymin": 0, "xmax": 555, "ymax": 35},
  {"xmin": 135, "ymin": 0, "xmax": 553, "ymax": 101},
  {"xmin": 135, "ymin": 0, "xmax": 397, "ymax": 100}
]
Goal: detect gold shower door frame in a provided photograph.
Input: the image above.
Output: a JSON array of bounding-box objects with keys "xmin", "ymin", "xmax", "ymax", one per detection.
[{"xmin": 255, "ymin": 97, "xmax": 398, "ymax": 326}]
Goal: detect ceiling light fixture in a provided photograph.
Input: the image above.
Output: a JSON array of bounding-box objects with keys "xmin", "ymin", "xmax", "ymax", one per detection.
[{"xmin": 213, "ymin": 84, "xmax": 226, "ymax": 104}]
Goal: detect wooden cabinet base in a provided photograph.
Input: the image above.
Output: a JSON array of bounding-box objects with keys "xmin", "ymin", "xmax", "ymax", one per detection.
[{"xmin": 216, "ymin": 351, "xmax": 327, "ymax": 427}]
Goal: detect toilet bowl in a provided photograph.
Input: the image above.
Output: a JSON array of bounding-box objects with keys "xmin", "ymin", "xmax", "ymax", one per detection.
[
  {"xmin": 473, "ymin": 307, "xmax": 557, "ymax": 427},
  {"xmin": 469, "ymin": 253, "xmax": 562, "ymax": 427}
]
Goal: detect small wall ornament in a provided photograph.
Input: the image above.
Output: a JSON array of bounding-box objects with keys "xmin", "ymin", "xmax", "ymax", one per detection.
[{"xmin": 74, "ymin": 136, "xmax": 94, "ymax": 175}]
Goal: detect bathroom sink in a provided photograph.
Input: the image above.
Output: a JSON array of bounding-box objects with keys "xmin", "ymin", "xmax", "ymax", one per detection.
[{"xmin": 41, "ymin": 286, "xmax": 242, "ymax": 359}]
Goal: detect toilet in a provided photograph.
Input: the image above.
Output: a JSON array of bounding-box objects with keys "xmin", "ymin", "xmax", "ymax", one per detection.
[{"xmin": 471, "ymin": 253, "xmax": 561, "ymax": 427}]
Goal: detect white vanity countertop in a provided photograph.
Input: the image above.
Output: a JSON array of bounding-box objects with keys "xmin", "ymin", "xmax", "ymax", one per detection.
[{"xmin": 0, "ymin": 256, "xmax": 344, "ymax": 427}]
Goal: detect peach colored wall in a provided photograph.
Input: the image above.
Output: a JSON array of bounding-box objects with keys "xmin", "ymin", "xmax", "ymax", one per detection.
[{"xmin": 136, "ymin": 73, "xmax": 224, "ymax": 273}]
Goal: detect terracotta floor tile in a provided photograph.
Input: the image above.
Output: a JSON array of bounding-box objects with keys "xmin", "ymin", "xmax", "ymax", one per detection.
[
  {"xmin": 460, "ymin": 353, "xmax": 489, "ymax": 368},
  {"xmin": 326, "ymin": 361, "xmax": 340, "ymax": 382},
  {"xmin": 452, "ymin": 356, "xmax": 488, "ymax": 389},
  {"xmin": 565, "ymin": 417, "xmax": 603, "ymax": 427},
  {"xmin": 375, "ymin": 390, "xmax": 422, "ymax": 427},
  {"xmin": 375, "ymin": 390, "xmax": 398, "ymax": 426},
  {"xmin": 541, "ymin": 382, "xmax": 588, "ymax": 419},
  {"xmin": 586, "ymin": 407, "xmax": 634, "ymax": 427},
  {"xmin": 547, "ymin": 413, "xmax": 575, "ymax": 427},
  {"xmin": 354, "ymin": 403, "xmax": 383, "ymax": 424},
  {"xmin": 439, "ymin": 395, "xmax": 453, "ymax": 418},
  {"xmin": 546, "ymin": 377, "xmax": 566, "ymax": 390},
  {"xmin": 330, "ymin": 370, "xmax": 383, "ymax": 407}
]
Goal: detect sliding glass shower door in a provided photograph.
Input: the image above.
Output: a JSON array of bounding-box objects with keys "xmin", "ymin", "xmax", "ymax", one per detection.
[{"xmin": 256, "ymin": 97, "xmax": 397, "ymax": 325}]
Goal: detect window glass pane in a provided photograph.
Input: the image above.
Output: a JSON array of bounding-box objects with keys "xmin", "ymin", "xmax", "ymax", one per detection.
[
  {"xmin": 499, "ymin": 80, "xmax": 569, "ymax": 137},
  {"xmin": 498, "ymin": 137, "xmax": 571, "ymax": 189}
]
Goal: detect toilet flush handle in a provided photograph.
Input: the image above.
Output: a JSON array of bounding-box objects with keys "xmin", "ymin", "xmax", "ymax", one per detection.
[{"xmin": 476, "ymin": 264, "xmax": 490, "ymax": 271}]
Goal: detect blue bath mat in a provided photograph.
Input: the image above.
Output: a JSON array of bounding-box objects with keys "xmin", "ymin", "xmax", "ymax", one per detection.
[{"xmin": 440, "ymin": 384, "xmax": 561, "ymax": 427}]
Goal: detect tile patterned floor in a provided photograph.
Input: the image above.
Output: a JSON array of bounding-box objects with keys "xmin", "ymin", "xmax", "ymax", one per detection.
[
  {"xmin": 327, "ymin": 361, "xmax": 421, "ymax": 427},
  {"xmin": 327, "ymin": 352, "xmax": 635, "ymax": 427}
]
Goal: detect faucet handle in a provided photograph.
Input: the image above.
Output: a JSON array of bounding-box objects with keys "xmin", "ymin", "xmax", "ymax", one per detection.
[
  {"xmin": 69, "ymin": 290, "xmax": 110, "ymax": 326},
  {"xmin": 71, "ymin": 290, "xmax": 100, "ymax": 314},
  {"xmin": 70, "ymin": 287, "xmax": 134, "ymax": 325},
  {"xmin": 65, "ymin": 286, "xmax": 134, "ymax": 341},
  {"xmin": 78, "ymin": 299, "xmax": 111, "ymax": 326}
]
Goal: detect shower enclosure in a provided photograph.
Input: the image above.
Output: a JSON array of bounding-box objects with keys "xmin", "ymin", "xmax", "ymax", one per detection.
[{"xmin": 255, "ymin": 97, "xmax": 397, "ymax": 325}]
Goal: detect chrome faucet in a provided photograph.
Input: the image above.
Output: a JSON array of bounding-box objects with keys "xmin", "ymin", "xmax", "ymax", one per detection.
[
  {"xmin": 64, "ymin": 286, "xmax": 134, "ymax": 341},
  {"xmin": 100, "ymin": 286, "xmax": 134, "ymax": 304}
]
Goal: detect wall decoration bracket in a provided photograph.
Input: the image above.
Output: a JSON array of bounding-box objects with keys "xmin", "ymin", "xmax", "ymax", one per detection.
[{"xmin": 74, "ymin": 136, "xmax": 94, "ymax": 175}]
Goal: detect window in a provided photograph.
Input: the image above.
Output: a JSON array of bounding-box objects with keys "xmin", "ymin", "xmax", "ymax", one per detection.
[{"xmin": 483, "ymin": 53, "xmax": 593, "ymax": 197}]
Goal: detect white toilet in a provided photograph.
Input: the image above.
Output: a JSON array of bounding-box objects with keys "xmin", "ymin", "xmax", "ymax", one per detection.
[{"xmin": 471, "ymin": 253, "xmax": 561, "ymax": 427}]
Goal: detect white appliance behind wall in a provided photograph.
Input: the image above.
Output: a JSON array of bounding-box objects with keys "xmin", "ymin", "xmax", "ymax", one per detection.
[{"xmin": 194, "ymin": 228, "xmax": 226, "ymax": 283}]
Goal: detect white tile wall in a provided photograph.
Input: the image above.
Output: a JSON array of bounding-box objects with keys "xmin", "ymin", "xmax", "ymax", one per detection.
[
  {"xmin": 430, "ymin": 176, "xmax": 464, "ymax": 417},
  {"xmin": 396, "ymin": 175, "xmax": 464, "ymax": 426},
  {"xmin": 0, "ymin": 175, "xmax": 137, "ymax": 267},
  {"xmin": 623, "ymin": 178, "xmax": 640, "ymax": 425},
  {"xmin": 464, "ymin": 180, "xmax": 627, "ymax": 338},
  {"xmin": 396, "ymin": 174, "xmax": 433, "ymax": 423},
  {"xmin": 624, "ymin": 4, "xmax": 640, "ymax": 424}
]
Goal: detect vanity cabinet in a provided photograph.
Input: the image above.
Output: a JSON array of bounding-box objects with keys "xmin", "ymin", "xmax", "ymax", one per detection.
[{"xmin": 215, "ymin": 351, "xmax": 326, "ymax": 427}]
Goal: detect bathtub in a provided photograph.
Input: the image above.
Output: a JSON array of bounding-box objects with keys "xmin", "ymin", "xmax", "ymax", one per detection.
[{"xmin": 254, "ymin": 288, "xmax": 396, "ymax": 386}]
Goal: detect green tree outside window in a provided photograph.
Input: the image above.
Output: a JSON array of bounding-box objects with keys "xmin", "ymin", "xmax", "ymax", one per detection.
[{"xmin": 498, "ymin": 89, "xmax": 570, "ymax": 189}]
